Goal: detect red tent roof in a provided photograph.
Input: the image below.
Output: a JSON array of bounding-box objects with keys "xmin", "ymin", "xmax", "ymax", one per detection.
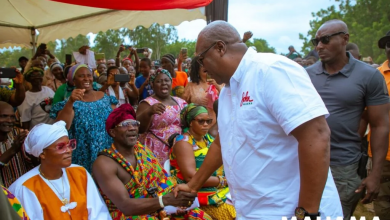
[{"xmin": 50, "ymin": 0, "xmax": 213, "ymax": 10}]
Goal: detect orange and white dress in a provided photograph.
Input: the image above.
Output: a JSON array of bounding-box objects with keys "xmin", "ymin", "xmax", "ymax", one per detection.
[{"xmin": 8, "ymin": 164, "xmax": 111, "ymax": 220}]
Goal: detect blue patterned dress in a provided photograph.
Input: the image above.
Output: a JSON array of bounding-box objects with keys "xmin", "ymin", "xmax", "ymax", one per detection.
[{"xmin": 50, "ymin": 94, "xmax": 118, "ymax": 172}]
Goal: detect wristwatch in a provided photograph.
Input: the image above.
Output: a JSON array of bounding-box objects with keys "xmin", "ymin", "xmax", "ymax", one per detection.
[{"xmin": 295, "ymin": 207, "xmax": 320, "ymax": 220}]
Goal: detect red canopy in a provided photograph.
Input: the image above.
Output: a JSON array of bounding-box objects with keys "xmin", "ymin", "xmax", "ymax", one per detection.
[{"xmin": 50, "ymin": 0, "xmax": 213, "ymax": 10}]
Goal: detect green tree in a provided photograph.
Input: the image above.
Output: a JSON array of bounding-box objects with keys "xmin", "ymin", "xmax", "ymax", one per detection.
[
  {"xmin": 300, "ymin": 0, "xmax": 390, "ymax": 63},
  {"xmin": 0, "ymin": 48, "xmax": 31, "ymax": 67},
  {"xmin": 122, "ymin": 24, "xmax": 178, "ymax": 60},
  {"xmin": 54, "ymin": 34, "xmax": 90, "ymax": 62},
  {"xmin": 245, "ymin": 38, "xmax": 276, "ymax": 53},
  {"xmin": 162, "ymin": 39, "xmax": 196, "ymax": 58},
  {"xmin": 92, "ymin": 29, "xmax": 122, "ymax": 60}
]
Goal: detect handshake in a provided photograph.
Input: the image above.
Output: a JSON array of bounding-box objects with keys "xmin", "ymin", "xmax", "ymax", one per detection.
[{"xmin": 163, "ymin": 184, "xmax": 197, "ymax": 208}]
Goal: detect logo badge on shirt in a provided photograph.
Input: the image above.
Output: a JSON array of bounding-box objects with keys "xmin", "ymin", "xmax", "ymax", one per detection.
[
  {"xmin": 240, "ymin": 91, "xmax": 253, "ymax": 107},
  {"xmin": 40, "ymin": 97, "xmax": 53, "ymax": 113}
]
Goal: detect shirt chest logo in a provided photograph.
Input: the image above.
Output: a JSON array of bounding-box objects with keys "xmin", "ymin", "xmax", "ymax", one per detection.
[{"xmin": 240, "ymin": 91, "xmax": 254, "ymax": 107}]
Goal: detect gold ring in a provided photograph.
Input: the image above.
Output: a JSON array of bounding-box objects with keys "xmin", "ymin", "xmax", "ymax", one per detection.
[{"xmin": 188, "ymin": 201, "xmax": 191, "ymax": 206}]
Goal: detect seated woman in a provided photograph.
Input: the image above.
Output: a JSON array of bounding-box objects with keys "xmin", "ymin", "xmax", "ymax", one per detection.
[
  {"xmin": 50, "ymin": 64, "xmax": 118, "ymax": 172},
  {"xmin": 9, "ymin": 121, "xmax": 111, "ymax": 220},
  {"xmin": 137, "ymin": 69, "xmax": 187, "ymax": 166},
  {"xmin": 169, "ymin": 104, "xmax": 236, "ymax": 220}
]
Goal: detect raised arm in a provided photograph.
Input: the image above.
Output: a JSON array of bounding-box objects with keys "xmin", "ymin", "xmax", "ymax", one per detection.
[
  {"xmin": 116, "ymin": 46, "xmax": 125, "ymax": 67},
  {"xmin": 55, "ymin": 89, "xmax": 85, "ymax": 130},
  {"xmin": 136, "ymin": 101, "xmax": 165, "ymax": 134},
  {"xmin": 8, "ymin": 69, "xmax": 26, "ymax": 107},
  {"xmin": 290, "ymin": 116, "xmax": 330, "ymax": 214}
]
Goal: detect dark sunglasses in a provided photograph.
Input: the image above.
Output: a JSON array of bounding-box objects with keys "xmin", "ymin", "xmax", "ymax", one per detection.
[
  {"xmin": 194, "ymin": 119, "xmax": 213, "ymax": 125},
  {"xmin": 115, "ymin": 119, "xmax": 140, "ymax": 128},
  {"xmin": 311, "ymin": 32, "xmax": 346, "ymax": 46},
  {"xmin": 386, "ymin": 41, "xmax": 390, "ymax": 49}
]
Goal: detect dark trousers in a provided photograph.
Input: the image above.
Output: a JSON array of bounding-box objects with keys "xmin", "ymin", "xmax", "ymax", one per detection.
[{"xmin": 330, "ymin": 162, "xmax": 362, "ymax": 220}]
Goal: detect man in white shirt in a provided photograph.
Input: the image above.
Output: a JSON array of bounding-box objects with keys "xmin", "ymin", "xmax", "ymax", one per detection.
[{"xmin": 174, "ymin": 21, "xmax": 343, "ymax": 220}]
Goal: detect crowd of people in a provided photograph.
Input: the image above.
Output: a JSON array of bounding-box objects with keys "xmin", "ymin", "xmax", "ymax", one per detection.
[{"xmin": 0, "ymin": 19, "xmax": 389, "ymax": 220}]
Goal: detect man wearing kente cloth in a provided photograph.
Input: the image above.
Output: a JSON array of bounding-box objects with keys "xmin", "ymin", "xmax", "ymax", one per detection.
[{"xmin": 93, "ymin": 104, "xmax": 212, "ymax": 220}]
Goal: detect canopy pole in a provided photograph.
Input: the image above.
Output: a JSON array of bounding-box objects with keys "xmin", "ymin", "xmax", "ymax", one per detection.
[{"xmin": 31, "ymin": 28, "xmax": 36, "ymax": 56}]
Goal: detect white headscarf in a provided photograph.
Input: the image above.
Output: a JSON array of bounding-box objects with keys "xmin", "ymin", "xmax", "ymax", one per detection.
[{"xmin": 24, "ymin": 121, "xmax": 68, "ymax": 157}]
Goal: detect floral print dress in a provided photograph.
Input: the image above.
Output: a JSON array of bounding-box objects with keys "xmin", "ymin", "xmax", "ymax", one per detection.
[
  {"xmin": 138, "ymin": 96, "xmax": 187, "ymax": 165},
  {"xmin": 50, "ymin": 94, "xmax": 118, "ymax": 172}
]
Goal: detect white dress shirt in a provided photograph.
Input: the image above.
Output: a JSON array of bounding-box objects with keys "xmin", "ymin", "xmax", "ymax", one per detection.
[{"xmin": 218, "ymin": 48, "xmax": 343, "ymax": 219}]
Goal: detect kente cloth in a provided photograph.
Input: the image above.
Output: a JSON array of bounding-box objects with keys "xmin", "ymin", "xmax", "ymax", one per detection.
[
  {"xmin": 98, "ymin": 142, "xmax": 212, "ymax": 220},
  {"xmin": 170, "ymin": 134, "xmax": 231, "ymax": 207},
  {"xmin": 0, "ymin": 127, "xmax": 33, "ymax": 188},
  {"xmin": 8, "ymin": 164, "xmax": 111, "ymax": 220},
  {"xmin": 105, "ymin": 103, "xmax": 136, "ymax": 135},
  {"xmin": 1, "ymin": 185, "xmax": 30, "ymax": 220}
]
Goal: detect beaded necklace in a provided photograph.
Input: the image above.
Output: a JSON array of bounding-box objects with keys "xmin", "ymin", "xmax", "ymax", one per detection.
[{"xmin": 111, "ymin": 143, "xmax": 146, "ymax": 195}]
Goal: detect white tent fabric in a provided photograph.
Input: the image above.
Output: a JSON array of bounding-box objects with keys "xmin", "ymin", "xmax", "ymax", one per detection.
[{"xmin": 0, "ymin": 0, "xmax": 206, "ymax": 49}]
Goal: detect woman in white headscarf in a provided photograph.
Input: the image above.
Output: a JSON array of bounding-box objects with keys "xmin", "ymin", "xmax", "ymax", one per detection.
[{"xmin": 8, "ymin": 121, "xmax": 112, "ymax": 220}]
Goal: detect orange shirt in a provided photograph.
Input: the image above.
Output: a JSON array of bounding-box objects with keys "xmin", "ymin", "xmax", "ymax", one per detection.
[
  {"xmin": 171, "ymin": 71, "xmax": 188, "ymax": 98},
  {"xmin": 23, "ymin": 166, "xmax": 88, "ymax": 220},
  {"xmin": 368, "ymin": 60, "xmax": 390, "ymax": 161}
]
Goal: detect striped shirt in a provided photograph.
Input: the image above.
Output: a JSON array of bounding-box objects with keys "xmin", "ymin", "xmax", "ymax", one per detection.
[{"xmin": 0, "ymin": 128, "xmax": 33, "ymax": 187}]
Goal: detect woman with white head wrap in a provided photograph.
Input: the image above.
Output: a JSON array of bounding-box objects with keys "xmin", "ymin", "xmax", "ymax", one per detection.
[{"xmin": 8, "ymin": 121, "xmax": 111, "ymax": 220}]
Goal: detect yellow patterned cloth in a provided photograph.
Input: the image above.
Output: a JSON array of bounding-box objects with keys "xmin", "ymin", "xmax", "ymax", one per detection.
[
  {"xmin": 1, "ymin": 185, "xmax": 30, "ymax": 220},
  {"xmin": 200, "ymin": 203, "xmax": 236, "ymax": 220}
]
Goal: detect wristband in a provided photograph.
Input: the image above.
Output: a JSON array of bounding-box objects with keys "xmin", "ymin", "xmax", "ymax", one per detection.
[{"xmin": 158, "ymin": 195, "xmax": 164, "ymax": 208}]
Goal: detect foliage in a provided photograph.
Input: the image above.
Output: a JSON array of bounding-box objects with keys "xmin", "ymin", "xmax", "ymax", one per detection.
[
  {"xmin": 162, "ymin": 39, "xmax": 196, "ymax": 58},
  {"xmin": 122, "ymin": 23, "xmax": 178, "ymax": 60},
  {"xmin": 92, "ymin": 29, "xmax": 122, "ymax": 60},
  {"xmin": 300, "ymin": 0, "xmax": 390, "ymax": 63},
  {"xmin": 245, "ymin": 38, "xmax": 276, "ymax": 53},
  {"xmin": 1, "ymin": 23, "xmax": 277, "ymax": 67}
]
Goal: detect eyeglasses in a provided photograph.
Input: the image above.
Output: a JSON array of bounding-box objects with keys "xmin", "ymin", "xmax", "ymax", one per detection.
[
  {"xmin": 46, "ymin": 139, "xmax": 77, "ymax": 154},
  {"xmin": 115, "ymin": 119, "xmax": 140, "ymax": 128},
  {"xmin": 386, "ymin": 41, "xmax": 390, "ymax": 49},
  {"xmin": 196, "ymin": 42, "xmax": 218, "ymax": 67},
  {"xmin": 0, "ymin": 114, "xmax": 16, "ymax": 120},
  {"xmin": 311, "ymin": 32, "xmax": 346, "ymax": 46},
  {"xmin": 194, "ymin": 119, "xmax": 213, "ymax": 125}
]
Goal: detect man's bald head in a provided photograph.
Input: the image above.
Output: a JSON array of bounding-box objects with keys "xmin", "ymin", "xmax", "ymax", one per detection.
[
  {"xmin": 195, "ymin": 21, "xmax": 248, "ymax": 86},
  {"xmin": 318, "ymin": 19, "xmax": 349, "ymax": 35},
  {"xmin": 0, "ymin": 101, "xmax": 13, "ymax": 111},
  {"xmin": 196, "ymin": 21, "xmax": 242, "ymax": 53}
]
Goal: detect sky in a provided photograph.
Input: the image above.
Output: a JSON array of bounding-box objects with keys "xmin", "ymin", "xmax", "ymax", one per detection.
[{"xmin": 174, "ymin": 0, "xmax": 338, "ymax": 54}]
